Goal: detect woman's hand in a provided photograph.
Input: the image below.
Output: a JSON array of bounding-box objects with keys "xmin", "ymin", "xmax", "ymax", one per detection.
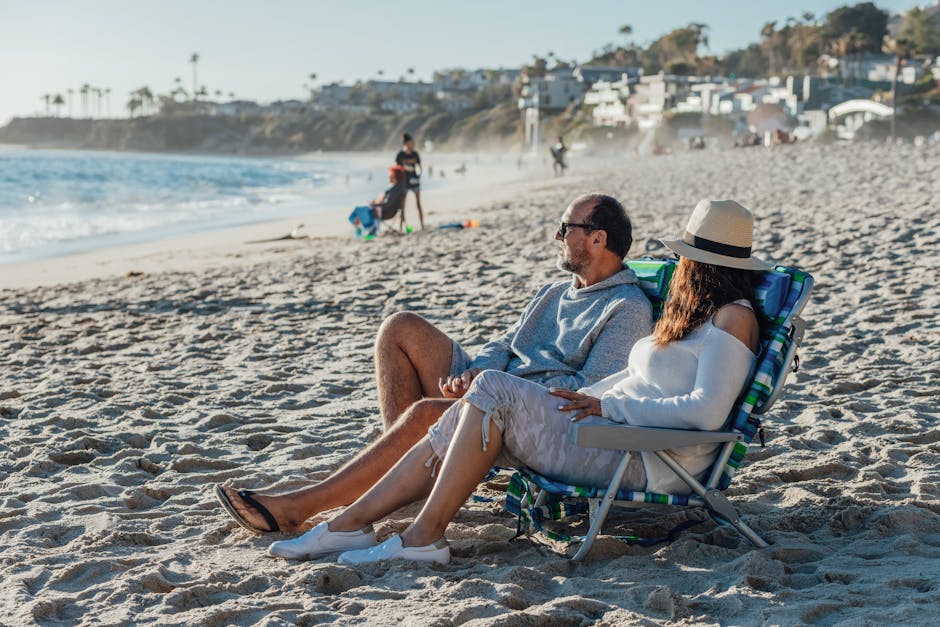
[
  {"xmin": 439, "ymin": 368, "xmax": 482, "ymax": 399},
  {"xmin": 549, "ymin": 388, "xmax": 603, "ymax": 422}
]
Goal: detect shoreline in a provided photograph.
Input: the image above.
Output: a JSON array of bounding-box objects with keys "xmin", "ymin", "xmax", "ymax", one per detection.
[{"xmin": 0, "ymin": 149, "xmax": 549, "ymax": 290}]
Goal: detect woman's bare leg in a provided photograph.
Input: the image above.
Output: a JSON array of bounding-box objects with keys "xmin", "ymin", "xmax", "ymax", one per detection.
[
  {"xmin": 326, "ymin": 436, "xmax": 438, "ymax": 532},
  {"xmin": 400, "ymin": 403, "xmax": 500, "ymax": 547}
]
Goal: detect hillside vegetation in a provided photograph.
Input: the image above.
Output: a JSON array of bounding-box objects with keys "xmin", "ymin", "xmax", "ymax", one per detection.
[{"xmin": 0, "ymin": 104, "xmax": 548, "ymax": 154}]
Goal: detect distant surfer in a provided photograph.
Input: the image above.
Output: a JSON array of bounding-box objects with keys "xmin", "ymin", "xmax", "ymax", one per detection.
[
  {"xmin": 395, "ymin": 133, "xmax": 424, "ymax": 231},
  {"xmin": 550, "ymin": 136, "xmax": 567, "ymax": 177}
]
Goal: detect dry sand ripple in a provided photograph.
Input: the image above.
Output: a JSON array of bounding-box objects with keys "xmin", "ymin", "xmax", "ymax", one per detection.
[{"xmin": 1, "ymin": 142, "xmax": 939, "ymax": 624}]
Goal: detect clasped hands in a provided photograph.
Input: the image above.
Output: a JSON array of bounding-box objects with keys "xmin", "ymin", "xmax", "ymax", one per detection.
[{"xmin": 438, "ymin": 368, "xmax": 482, "ymax": 399}]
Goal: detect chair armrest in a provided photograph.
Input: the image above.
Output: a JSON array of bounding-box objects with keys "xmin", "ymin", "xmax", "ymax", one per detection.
[{"xmin": 572, "ymin": 423, "xmax": 741, "ymax": 452}]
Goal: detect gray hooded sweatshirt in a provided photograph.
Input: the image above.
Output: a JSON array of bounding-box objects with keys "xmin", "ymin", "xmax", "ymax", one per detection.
[{"xmin": 469, "ymin": 267, "xmax": 652, "ymax": 390}]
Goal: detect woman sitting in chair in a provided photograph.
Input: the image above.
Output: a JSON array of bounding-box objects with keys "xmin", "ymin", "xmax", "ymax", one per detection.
[{"xmin": 268, "ymin": 199, "xmax": 773, "ymax": 565}]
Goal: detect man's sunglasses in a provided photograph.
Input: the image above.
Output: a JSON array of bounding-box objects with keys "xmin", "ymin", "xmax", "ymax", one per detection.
[{"xmin": 557, "ymin": 222, "xmax": 597, "ymax": 238}]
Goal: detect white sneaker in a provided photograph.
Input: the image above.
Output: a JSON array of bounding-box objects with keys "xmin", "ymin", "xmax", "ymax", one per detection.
[
  {"xmin": 337, "ymin": 534, "xmax": 450, "ymax": 565},
  {"xmin": 267, "ymin": 522, "xmax": 377, "ymax": 559}
]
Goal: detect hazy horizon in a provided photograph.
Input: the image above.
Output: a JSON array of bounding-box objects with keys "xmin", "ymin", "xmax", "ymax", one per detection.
[{"xmin": 0, "ymin": 0, "xmax": 924, "ymax": 126}]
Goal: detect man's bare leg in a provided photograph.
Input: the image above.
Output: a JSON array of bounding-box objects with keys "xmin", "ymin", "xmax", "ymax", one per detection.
[
  {"xmin": 374, "ymin": 312, "xmax": 455, "ymax": 430},
  {"xmin": 219, "ymin": 312, "xmax": 456, "ymax": 532},
  {"xmin": 220, "ymin": 398, "xmax": 453, "ymax": 532}
]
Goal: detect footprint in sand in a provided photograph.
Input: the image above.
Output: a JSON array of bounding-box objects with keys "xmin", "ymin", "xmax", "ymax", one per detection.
[{"xmin": 49, "ymin": 450, "xmax": 95, "ymax": 466}]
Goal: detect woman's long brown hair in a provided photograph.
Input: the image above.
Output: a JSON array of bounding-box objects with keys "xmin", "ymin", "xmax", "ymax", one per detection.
[{"xmin": 653, "ymin": 258, "xmax": 760, "ymax": 346}]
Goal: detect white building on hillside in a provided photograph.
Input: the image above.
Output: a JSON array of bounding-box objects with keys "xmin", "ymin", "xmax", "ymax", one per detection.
[
  {"xmin": 675, "ymin": 82, "xmax": 735, "ymax": 115},
  {"xmin": 519, "ymin": 70, "xmax": 583, "ymax": 111},
  {"xmin": 211, "ymin": 100, "xmax": 263, "ymax": 116},
  {"xmin": 584, "ymin": 79, "xmax": 632, "ymax": 126},
  {"xmin": 628, "ymin": 73, "xmax": 706, "ymax": 129},
  {"xmin": 317, "ymin": 83, "xmax": 353, "ymax": 106},
  {"xmin": 839, "ymin": 53, "xmax": 896, "ymax": 83},
  {"xmin": 365, "ymin": 80, "xmax": 436, "ymax": 100},
  {"xmin": 574, "ymin": 65, "xmax": 641, "ymax": 86},
  {"xmin": 465, "ymin": 68, "xmax": 520, "ymax": 87},
  {"xmin": 266, "ymin": 100, "xmax": 306, "ymax": 115},
  {"xmin": 629, "ymin": 76, "xmax": 669, "ymax": 130}
]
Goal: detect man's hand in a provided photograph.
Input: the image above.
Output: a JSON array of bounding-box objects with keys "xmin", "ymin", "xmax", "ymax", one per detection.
[
  {"xmin": 439, "ymin": 368, "xmax": 482, "ymax": 399},
  {"xmin": 549, "ymin": 388, "xmax": 603, "ymax": 422}
]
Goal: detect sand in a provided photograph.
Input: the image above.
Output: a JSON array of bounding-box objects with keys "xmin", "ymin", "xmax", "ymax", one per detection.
[{"xmin": 1, "ymin": 141, "xmax": 939, "ymax": 625}]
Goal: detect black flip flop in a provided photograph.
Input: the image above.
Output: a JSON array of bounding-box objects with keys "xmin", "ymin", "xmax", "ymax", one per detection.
[{"xmin": 214, "ymin": 485, "xmax": 281, "ymax": 533}]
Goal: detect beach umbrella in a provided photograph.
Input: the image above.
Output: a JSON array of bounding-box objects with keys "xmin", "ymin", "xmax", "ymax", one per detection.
[{"xmin": 747, "ymin": 103, "xmax": 792, "ymax": 134}]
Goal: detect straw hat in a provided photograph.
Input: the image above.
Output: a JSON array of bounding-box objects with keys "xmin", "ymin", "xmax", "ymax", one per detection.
[{"xmin": 660, "ymin": 200, "xmax": 772, "ymax": 270}]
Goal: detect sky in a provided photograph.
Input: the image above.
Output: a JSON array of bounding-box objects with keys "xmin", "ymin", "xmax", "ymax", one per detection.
[{"xmin": 0, "ymin": 0, "xmax": 924, "ymax": 125}]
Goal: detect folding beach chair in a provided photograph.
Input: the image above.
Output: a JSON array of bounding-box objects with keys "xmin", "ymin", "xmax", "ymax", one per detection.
[
  {"xmin": 348, "ymin": 168, "xmax": 408, "ymax": 240},
  {"xmin": 505, "ymin": 258, "xmax": 814, "ymax": 561}
]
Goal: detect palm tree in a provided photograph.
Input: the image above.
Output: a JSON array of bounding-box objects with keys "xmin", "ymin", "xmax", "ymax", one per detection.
[
  {"xmin": 95, "ymin": 88, "xmax": 104, "ymax": 117},
  {"xmin": 41, "ymin": 93, "xmax": 51, "ymax": 115},
  {"xmin": 835, "ymin": 31, "xmax": 868, "ymax": 86},
  {"xmin": 760, "ymin": 22, "xmax": 781, "ymax": 75},
  {"xmin": 52, "ymin": 93, "xmax": 65, "ymax": 116},
  {"xmin": 190, "ymin": 53, "xmax": 200, "ymax": 100},
  {"xmin": 105, "ymin": 88, "xmax": 112, "ymax": 117},
  {"xmin": 136, "ymin": 86, "xmax": 154, "ymax": 115},
  {"xmin": 883, "ymin": 35, "xmax": 911, "ymax": 140},
  {"xmin": 80, "ymin": 83, "xmax": 91, "ymax": 117},
  {"xmin": 228, "ymin": 91, "xmax": 235, "ymax": 100},
  {"xmin": 66, "ymin": 88, "xmax": 74, "ymax": 117},
  {"xmin": 127, "ymin": 95, "xmax": 142, "ymax": 117}
]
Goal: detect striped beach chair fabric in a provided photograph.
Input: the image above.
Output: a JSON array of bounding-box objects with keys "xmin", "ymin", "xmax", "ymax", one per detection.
[{"xmin": 504, "ymin": 258, "xmax": 815, "ymax": 560}]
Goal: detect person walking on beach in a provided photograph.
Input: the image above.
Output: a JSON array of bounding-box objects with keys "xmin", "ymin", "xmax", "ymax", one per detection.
[
  {"xmin": 550, "ymin": 136, "xmax": 568, "ymax": 177},
  {"xmin": 395, "ymin": 133, "xmax": 424, "ymax": 231},
  {"xmin": 215, "ymin": 193, "xmax": 652, "ymax": 536}
]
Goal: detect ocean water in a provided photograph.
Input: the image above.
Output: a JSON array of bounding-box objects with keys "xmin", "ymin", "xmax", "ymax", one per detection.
[{"xmin": 0, "ymin": 148, "xmax": 377, "ymax": 263}]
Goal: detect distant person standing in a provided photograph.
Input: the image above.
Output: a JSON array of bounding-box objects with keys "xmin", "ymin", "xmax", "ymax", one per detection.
[
  {"xmin": 550, "ymin": 136, "xmax": 568, "ymax": 177},
  {"xmin": 395, "ymin": 133, "xmax": 424, "ymax": 231}
]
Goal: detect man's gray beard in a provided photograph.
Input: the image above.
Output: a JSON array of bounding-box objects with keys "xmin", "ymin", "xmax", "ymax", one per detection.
[{"xmin": 556, "ymin": 256, "xmax": 582, "ymax": 274}]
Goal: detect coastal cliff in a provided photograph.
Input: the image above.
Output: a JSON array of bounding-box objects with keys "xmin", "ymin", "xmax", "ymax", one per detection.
[{"xmin": 0, "ymin": 104, "xmax": 535, "ymax": 154}]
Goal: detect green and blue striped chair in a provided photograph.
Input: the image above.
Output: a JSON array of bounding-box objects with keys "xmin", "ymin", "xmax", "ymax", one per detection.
[{"xmin": 505, "ymin": 258, "xmax": 814, "ymax": 560}]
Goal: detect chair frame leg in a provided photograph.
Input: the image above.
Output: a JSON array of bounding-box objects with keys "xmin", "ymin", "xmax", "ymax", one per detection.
[
  {"xmin": 533, "ymin": 489, "xmax": 548, "ymax": 508},
  {"xmin": 572, "ymin": 452, "xmax": 632, "ymax": 562},
  {"xmin": 539, "ymin": 447, "xmax": 769, "ymax": 560},
  {"xmin": 655, "ymin": 450, "xmax": 769, "ymax": 549}
]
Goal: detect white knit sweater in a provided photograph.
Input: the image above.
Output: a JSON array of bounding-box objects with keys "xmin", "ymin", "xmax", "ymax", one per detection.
[{"xmin": 579, "ymin": 301, "xmax": 757, "ymax": 494}]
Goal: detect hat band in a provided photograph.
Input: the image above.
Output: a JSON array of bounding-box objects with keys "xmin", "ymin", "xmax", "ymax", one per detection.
[{"xmin": 682, "ymin": 231, "xmax": 751, "ymax": 259}]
